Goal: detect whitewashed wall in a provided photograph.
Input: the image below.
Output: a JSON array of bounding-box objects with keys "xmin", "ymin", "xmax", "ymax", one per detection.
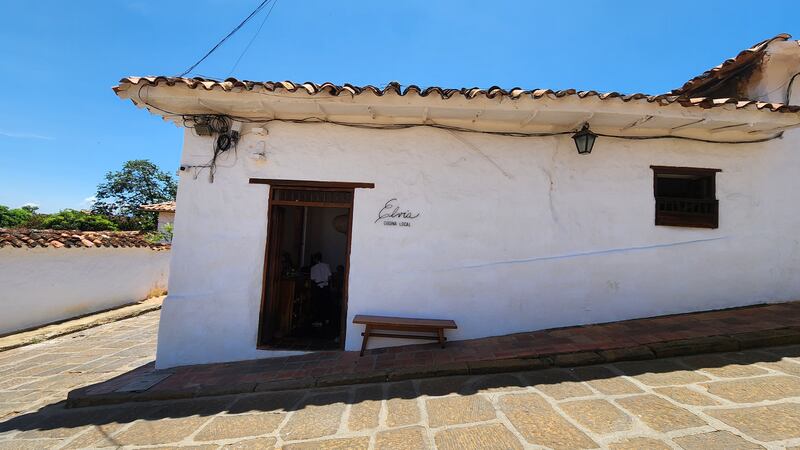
[
  {"xmin": 155, "ymin": 117, "xmax": 800, "ymax": 368},
  {"xmin": 157, "ymin": 211, "xmax": 175, "ymax": 234},
  {"xmin": 0, "ymin": 247, "xmax": 170, "ymax": 335}
]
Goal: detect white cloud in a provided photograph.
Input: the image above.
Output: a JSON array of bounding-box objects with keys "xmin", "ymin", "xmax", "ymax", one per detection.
[
  {"xmin": 82, "ymin": 197, "xmax": 97, "ymax": 207},
  {"xmin": 0, "ymin": 130, "xmax": 54, "ymax": 140},
  {"xmin": 21, "ymin": 202, "xmax": 39, "ymax": 209}
]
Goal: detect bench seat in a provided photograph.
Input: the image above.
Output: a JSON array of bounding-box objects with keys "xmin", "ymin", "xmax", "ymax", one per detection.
[{"xmin": 352, "ymin": 314, "xmax": 458, "ymax": 356}]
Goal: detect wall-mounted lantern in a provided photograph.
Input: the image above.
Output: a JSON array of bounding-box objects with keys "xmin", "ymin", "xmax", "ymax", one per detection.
[{"xmin": 572, "ymin": 123, "xmax": 597, "ymax": 155}]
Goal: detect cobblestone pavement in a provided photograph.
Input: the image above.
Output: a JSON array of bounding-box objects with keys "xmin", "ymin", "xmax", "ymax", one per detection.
[
  {"xmin": 0, "ymin": 311, "xmax": 159, "ymax": 422},
  {"xmin": 2, "ymin": 313, "xmax": 800, "ymax": 448}
]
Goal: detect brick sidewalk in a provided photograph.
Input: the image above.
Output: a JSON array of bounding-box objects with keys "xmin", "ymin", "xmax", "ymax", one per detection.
[{"xmin": 69, "ymin": 301, "xmax": 800, "ymax": 407}]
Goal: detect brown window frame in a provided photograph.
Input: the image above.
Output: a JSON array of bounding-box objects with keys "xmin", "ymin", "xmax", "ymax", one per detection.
[{"xmin": 651, "ymin": 166, "xmax": 721, "ymax": 229}]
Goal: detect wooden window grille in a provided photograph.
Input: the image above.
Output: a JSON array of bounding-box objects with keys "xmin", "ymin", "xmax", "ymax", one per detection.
[
  {"xmin": 651, "ymin": 166, "xmax": 720, "ymax": 229},
  {"xmin": 271, "ymin": 188, "xmax": 353, "ymax": 205}
]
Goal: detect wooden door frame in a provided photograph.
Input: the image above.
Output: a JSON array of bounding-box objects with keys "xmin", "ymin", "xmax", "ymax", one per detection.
[{"xmin": 251, "ymin": 178, "xmax": 374, "ymax": 350}]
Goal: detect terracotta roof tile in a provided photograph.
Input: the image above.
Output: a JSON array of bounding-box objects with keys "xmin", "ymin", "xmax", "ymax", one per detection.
[
  {"xmin": 114, "ymin": 77, "xmax": 800, "ymax": 114},
  {"xmin": 0, "ymin": 229, "xmax": 169, "ymax": 250},
  {"xmin": 140, "ymin": 201, "xmax": 176, "ymax": 212},
  {"xmin": 671, "ymin": 33, "xmax": 792, "ymax": 96}
]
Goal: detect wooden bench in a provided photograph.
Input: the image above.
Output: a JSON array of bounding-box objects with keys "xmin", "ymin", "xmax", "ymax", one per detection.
[{"xmin": 352, "ymin": 314, "xmax": 458, "ymax": 356}]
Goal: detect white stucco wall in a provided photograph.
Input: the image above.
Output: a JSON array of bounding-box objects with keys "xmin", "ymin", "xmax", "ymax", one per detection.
[
  {"xmin": 157, "ymin": 212, "xmax": 175, "ymax": 234},
  {"xmin": 155, "ymin": 116, "xmax": 800, "ymax": 368},
  {"xmin": 0, "ymin": 247, "xmax": 170, "ymax": 335}
]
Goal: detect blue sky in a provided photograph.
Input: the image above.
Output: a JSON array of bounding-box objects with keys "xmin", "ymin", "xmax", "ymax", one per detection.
[{"xmin": 1, "ymin": 1, "xmax": 798, "ymax": 212}]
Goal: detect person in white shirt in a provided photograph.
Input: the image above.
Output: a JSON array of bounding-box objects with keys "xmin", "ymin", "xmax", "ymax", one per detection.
[
  {"xmin": 310, "ymin": 252, "xmax": 332, "ymax": 288},
  {"xmin": 309, "ymin": 252, "xmax": 334, "ymax": 331}
]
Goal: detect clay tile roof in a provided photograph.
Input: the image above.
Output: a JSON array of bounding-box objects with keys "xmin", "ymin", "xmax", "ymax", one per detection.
[
  {"xmin": 0, "ymin": 229, "xmax": 169, "ymax": 250},
  {"xmin": 114, "ymin": 76, "xmax": 800, "ymax": 114},
  {"xmin": 140, "ymin": 201, "xmax": 176, "ymax": 213},
  {"xmin": 671, "ymin": 33, "xmax": 792, "ymax": 96}
]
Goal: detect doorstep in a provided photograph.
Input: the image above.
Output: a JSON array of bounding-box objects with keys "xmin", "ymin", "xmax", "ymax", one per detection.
[{"xmin": 67, "ymin": 301, "xmax": 800, "ymax": 408}]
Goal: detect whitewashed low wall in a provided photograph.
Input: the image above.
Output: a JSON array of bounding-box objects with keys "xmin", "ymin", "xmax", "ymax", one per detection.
[{"xmin": 0, "ymin": 247, "xmax": 170, "ymax": 335}]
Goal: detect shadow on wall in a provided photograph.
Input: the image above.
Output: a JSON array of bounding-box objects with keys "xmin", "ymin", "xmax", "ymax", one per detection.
[{"xmin": 1, "ymin": 345, "xmax": 799, "ymax": 438}]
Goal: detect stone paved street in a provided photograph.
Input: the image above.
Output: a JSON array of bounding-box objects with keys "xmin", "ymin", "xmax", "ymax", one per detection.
[
  {"xmin": 0, "ymin": 311, "xmax": 159, "ymax": 422},
  {"xmin": 2, "ymin": 312, "xmax": 800, "ymax": 448}
]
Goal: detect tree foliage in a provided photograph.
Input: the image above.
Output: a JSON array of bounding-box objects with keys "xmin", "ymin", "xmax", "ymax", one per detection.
[
  {"xmin": 0, "ymin": 206, "xmax": 117, "ymax": 231},
  {"xmin": 40, "ymin": 209, "xmax": 119, "ymax": 231},
  {"xmin": 0, "ymin": 205, "xmax": 33, "ymax": 228},
  {"xmin": 1, "ymin": 160, "xmax": 175, "ymax": 232},
  {"xmin": 92, "ymin": 160, "xmax": 177, "ymax": 231}
]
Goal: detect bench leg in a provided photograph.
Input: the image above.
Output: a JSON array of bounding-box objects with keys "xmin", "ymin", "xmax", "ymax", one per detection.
[
  {"xmin": 437, "ymin": 328, "xmax": 445, "ymax": 349},
  {"xmin": 360, "ymin": 325, "xmax": 371, "ymax": 357}
]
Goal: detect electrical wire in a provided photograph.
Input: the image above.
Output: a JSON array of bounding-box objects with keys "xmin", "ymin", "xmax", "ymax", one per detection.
[
  {"xmin": 228, "ymin": 0, "xmax": 279, "ymax": 76},
  {"xmin": 266, "ymin": 118, "xmax": 784, "ymax": 144},
  {"xmin": 787, "ymin": 72, "xmax": 800, "ymax": 105},
  {"xmin": 751, "ymin": 71, "xmax": 800, "ymax": 104},
  {"xmin": 177, "ymin": 0, "xmax": 273, "ymax": 78},
  {"xmin": 182, "ymin": 140, "xmax": 240, "ymax": 182},
  {"xmin": 595, "ymin": 131, "xmax": 781, "ymax": 144},
  {"xmin": 178, "ymin": 114, "xmax": 240, "ymax": 182},
  {"xmin": 192, "ymin": 74, "xmax": 225, "ymax": 81}
]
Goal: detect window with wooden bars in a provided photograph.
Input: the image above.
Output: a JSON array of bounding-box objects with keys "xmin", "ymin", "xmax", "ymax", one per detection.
[
  {"xmin": 271, "ymin": 188, "xmax": 353, "ymax": 205},
  {"xmin": 651, "ymin": 166, "xmax": 720, "ymax": 229}
]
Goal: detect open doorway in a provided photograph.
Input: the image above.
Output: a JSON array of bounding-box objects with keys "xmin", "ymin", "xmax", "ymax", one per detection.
[{"xmin": 259, "ymin": 186, "xmax": 353, "ymax": 350}]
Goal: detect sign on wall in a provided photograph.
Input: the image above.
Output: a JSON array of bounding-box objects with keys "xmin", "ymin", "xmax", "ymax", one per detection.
[{"xmin": 375, "ymin": 198, "xmax": 420, "ymax": 227}]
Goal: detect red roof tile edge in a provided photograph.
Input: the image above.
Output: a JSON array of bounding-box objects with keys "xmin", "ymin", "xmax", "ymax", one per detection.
[
  {"xmin": 0, "ymin": 229, "xmax": 170, "ymax": 250},
  {"xmin": 114, "ymin": 76, "xmax": 800, "ymax": 114}
]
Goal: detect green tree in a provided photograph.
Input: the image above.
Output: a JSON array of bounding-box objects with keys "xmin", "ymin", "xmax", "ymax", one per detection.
[
  {"xmin": 92, "ymin": 160, "xmax": 177, "ymax": 231},
  {"xmin": 0, "ymin": 205, "xmax": 34, "ymax": 228},
  {"xmin": 18, "ymin": 204, "xmax": 47, "ymax": 228},
  {"xmin": 41, "ymin": 209, "xmax": 119, "ymax": 231}
]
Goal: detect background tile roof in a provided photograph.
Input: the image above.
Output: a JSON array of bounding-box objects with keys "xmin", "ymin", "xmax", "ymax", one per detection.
[
  {"xmin": 671, "ymin": 33, "xmax": 793, "ymax": 97},
  {"xmin": 140, "ymin": 201, "xmax": 176, "ymax": 213},
  {"xmin": 0, "ymin": 229, "xmax": 169, "ymax": 250}
]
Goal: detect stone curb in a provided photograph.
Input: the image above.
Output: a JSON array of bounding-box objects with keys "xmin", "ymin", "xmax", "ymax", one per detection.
[
  {"xmin": 552, "ymin": 351, "xmax": 605, "ymax": 367},
  {"xmin": 731, "ymin": 327, "xmax": 800, "ymax": 349},
  {"xmin": 467, "ymin": 357, "xmax": 551, "ymax": 374},
  {"xmin": 649, "ymin": 336, "xmax": 739, "ymax": 358},
  {"xmin": 597, "ymin": 345, "xmax": 655, "ymax": 362},
  {"xmin": 0, "ymin": 296, "xmax": 165, "ymax": 353},
  {"xmin": 65, "ymin": 326, "xmax": 800, "ymax": 408}
]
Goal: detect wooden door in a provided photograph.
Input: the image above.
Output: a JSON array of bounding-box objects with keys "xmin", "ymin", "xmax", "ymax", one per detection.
[
  {"xmin": 261, "ymin": 206, "xmax": 285, "ymax": 344},
  {"xmin": 256, "ymin": 181, "xmax": 368, "ymax": 350}
]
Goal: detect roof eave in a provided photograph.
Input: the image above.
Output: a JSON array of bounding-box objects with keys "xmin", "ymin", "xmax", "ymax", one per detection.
[{"xmin": 114, "ymin": 78, "xmax": 800, "ymax": 141}]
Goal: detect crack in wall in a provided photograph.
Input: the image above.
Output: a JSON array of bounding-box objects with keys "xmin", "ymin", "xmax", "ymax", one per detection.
[
  {"xmin": 446, "ymin": 130, "xmax": 513, "ymax": 179},
  {"xmin": 541, "ymin": 138, "xmax": 561, "ymax": 227},
  {"xmin": 434, "ymin": 236, "xmax": 728, "ymax": 272}
]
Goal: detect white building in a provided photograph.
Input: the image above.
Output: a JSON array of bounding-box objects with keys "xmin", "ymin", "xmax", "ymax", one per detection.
[
  {"xmin": 115, "ymin": 34, "xmax": 800, "ymax": 369},
  {"xmin": 140, "ymin": 201, "xmax": 176, "ymax": 236}
]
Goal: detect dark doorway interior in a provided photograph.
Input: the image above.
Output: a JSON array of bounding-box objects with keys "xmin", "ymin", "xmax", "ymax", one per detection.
[{"xmin": 259, "ymin": 189, "xmax": 351, "ymax": 351}]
